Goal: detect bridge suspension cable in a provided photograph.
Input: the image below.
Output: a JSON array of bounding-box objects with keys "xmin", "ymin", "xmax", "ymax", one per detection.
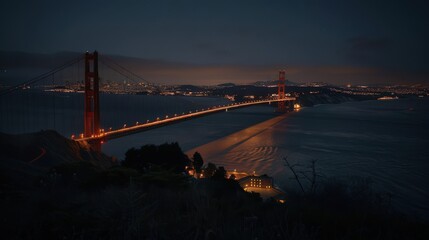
[
  {"xmin": 98, "ymin": 54, "xmax": 155, "ymax": 87},
  {"xmin": 0, "ymin": 55, "xmax": 84, "ymax": 97}
]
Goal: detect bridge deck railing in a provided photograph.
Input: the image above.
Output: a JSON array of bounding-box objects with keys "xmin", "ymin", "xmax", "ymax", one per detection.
[{"xmin": 75, "ymin": 97, "xmax": 295, "ymax": 142}]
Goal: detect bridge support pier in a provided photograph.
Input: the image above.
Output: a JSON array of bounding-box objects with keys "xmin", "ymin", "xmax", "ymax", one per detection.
[
  {"xmin": 84, "ymin": 51, "xmax": 101, "ymax": 151},
  {"xmin": 277, "ymin": 70, "xmax": 287, "ymax": 112}
]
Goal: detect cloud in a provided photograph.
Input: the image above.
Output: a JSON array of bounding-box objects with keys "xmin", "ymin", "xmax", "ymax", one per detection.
[
  {"xmin": 347, "ymin": 37, "xmax": 390, "ymax": 52},
  {"xmin": 1, "ymin": 51, "xmax": 427, "ymax": 86},
  {"xmin": 131, "ymin": 63, "xmax": 428, "ymax": 86},
  {"xmin": 0, "ymin": 51, "xmax": 81, "ymax": 69},
  {"xmin": 343, "ymin": 36, "xmax": 391, "ymax": 65},
  {"xmin": 287, "ymin": 65, "xmax": 428, "ymax": 85},
  {"xmin": 192, "ymin": 42, "xmax": 231, "ymax": 58}
]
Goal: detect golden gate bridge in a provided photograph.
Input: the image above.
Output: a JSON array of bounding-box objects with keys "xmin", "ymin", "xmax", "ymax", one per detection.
[{"xmin": 0, "ymin": 51, "xmax": 295, "ymax": 151}]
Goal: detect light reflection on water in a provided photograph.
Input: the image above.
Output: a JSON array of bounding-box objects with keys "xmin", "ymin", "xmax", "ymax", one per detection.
[{"xmin": 186, "ymin": 98, "xmax": 429, "ymax": 219}]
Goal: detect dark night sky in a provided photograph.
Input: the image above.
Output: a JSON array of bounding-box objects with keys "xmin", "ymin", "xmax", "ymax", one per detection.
[{"xmin": 1, "ymin": 0, "xmax": 428, "ymax": 85}]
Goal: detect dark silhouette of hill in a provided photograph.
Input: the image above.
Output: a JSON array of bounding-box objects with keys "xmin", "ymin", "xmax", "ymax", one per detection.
[
  {"xmin": 211, "ymin": 85, "xmax": 376, "ymax": 105},
  {"xmin": 0, "ymin": 130, "xmax": 112, "ymax": 186},
  {"xmin": 0, "ymin": 139, "xmax": 428, "ymax": 239}
]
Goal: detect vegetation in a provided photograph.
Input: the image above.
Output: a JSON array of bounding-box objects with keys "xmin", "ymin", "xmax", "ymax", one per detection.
[
  {"xmin": 123, "ymin": 142, "xmax": 190, "ymax": 173},
  {"xmin": 1, "ymin": 142, "xmax": 428, "ymax": 239},
  {"xmin": 192, "ymin": 151, "xmax": 204, "ymax": 177}
]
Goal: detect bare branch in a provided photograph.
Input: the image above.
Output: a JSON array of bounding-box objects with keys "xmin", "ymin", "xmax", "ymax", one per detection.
[{"xmin": 283, "ymin": 156, "xmax": 306, "ymax": 194}]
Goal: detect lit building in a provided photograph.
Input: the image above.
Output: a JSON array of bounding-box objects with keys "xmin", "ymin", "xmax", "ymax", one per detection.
[
  {"xmin": 238, "ymin": 174, "xmax": 286, "ymax": 202},
  {"xmin": 239, "ymin": 174, "xmax": 273, "ymax": 189}
]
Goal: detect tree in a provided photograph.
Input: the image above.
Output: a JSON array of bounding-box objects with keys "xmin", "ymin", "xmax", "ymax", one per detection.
[
  {"xmin": 212, "ymin": 166, "xmax": 227, "ymax": 180},
  {"xmin": 122, "ymin": 143, "xmax": 191, "ymax": 173},
  {"xmin": 192, "ymin": 152, "xmax": 204, "ymax": 177},
  {"xmin": 204, "ymin": 162, "xmax": 217, "ymax": 178},
  {"xmin": 123, "ymin": 147, "xmax": 146, "ymax": 171},
  {"xmin": 283, "ymin": 157, "xmax": 321, "ymax": 195},
  {"xmin": 157, "ymin": 142, "xmax": 191, "ymax": 173}
]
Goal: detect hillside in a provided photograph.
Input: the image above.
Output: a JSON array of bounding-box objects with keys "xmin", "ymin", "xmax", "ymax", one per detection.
[
  {"xmin": 0, "ymin": 136, "xmax": 428, "ymax": 239},
  {"xmin": 0, "ymin": 130, "xmax": 113, "ymax": 186}
]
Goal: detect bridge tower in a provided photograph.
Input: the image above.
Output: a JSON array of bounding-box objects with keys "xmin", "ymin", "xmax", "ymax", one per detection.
[
  {"xmin": 84, "ymin": 51, "xmax": 101, "ymax": 151},
  {"xmin": 277, "ymin": 70, "xmax": 286, "ymax": 112}
]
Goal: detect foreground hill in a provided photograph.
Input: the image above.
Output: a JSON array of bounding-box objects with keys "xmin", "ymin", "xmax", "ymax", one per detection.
[
  {"xmin": 0, "ymin": 137, "xmax": 428, "ymax": 239},
  {"xmin": 0, "ymin": 130, "xmax": 113, "ymax": 186}
]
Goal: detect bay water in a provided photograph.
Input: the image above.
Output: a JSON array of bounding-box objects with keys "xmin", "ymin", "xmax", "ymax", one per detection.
[{"xmin": 1, "ymin": 91, "xmax": 428, "ymax": 218}]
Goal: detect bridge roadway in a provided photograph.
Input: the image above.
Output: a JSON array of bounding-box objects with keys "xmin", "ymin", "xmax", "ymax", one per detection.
[{"xmin": 75, "ymin": 97, "xmax": 295, "ymax": 143}]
